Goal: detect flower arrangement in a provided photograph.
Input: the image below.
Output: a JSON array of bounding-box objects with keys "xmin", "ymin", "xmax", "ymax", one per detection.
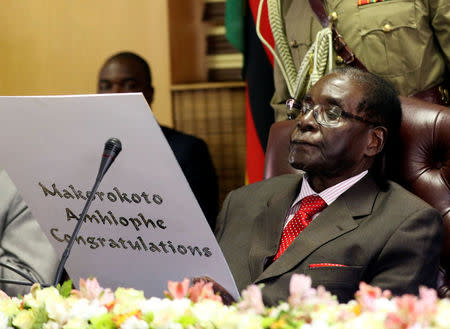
[{"xmin": 1, "ymin": 275, "xmax": 449, "ymax": 329}]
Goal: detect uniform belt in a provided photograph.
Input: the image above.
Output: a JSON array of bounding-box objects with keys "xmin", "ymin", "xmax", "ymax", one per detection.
[{"xmin": 412, "ymin": 82, "xmax": 449, "ymax": 106}]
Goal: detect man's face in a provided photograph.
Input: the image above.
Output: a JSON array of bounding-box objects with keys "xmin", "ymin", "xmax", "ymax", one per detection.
[
  {"xmin": 97, "ymin": 58, "xmax": 154, "ymax": 105},
  {"xmin": 289, "ymin": 74, "xmax": 373, "ymax": 180}
]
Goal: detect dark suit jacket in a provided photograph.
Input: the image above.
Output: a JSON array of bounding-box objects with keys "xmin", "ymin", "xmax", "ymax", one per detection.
[
  {"xmin": 215, "ymin": 174, "xmax": 443, "ymax": 304},
  {"xmin": 161, "ymin": 126, "xmax": 219, "ymax": 230}
]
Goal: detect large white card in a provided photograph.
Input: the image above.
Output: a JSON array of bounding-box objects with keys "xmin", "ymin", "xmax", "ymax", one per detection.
[{"xmin": 0, "ymin": 93, "xmax": 239, "ymax": 299}]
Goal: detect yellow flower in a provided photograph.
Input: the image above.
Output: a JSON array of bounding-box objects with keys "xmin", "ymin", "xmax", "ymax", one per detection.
[
  {"xmin": 270, "ymin": 317, "xmax": 286, "ymax": 329},
  {"xmin": 112, "ymin": 288, "xmax": 145, "ymax": 315},
  {"xmin": 0, "ymin": 298, "xmax": 20, "ymax": 317},
  {"xmin": 12, "ymin": 310, "xmax": 35, "ymax": 329},
  {"xmin": 63, "ymin": 317, "xmax": 88, "ymax": 329},
  {"xmin": 112, "ymin": 310, "xmax": 141, "ymax": 327}
]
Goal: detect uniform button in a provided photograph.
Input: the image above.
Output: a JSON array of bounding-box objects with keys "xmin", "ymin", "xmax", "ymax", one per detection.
[
  {"xmin": 335, "ymin": 55, "xmax": 344, "ymax": 65},
  {"xmin": 329, "ymin": 11, "xmax": 338, "ymax": 22},
  {"xmin": 383, "ymin": 24, "xmax": 392, "ymax": 32},
  {"xmin": 289, "ymin": 40, "xmax": 299, "ymax": 48}
]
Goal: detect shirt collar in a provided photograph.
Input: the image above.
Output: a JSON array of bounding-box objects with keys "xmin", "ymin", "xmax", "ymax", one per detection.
[{"xmin": 292, "ymin": 170, "xmax": 368, "ymax": 206}]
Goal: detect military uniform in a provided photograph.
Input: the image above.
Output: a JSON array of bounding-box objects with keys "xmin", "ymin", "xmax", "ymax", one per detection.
[{"xmin": 271, "ymin": 0, "xmax": 450, "ymax": 121}]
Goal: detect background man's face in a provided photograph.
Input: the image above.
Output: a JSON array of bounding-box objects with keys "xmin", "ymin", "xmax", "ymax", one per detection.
[
  {"xmin": 289, "ymin": 74, "xmax": 372, "ymax": 179},
  {"xmin": 97, "ymin": 58, "xmax": 153, "ymax": 105}
]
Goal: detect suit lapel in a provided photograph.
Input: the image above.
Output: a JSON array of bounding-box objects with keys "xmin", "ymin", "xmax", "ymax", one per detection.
[
  {"xmin": 248, "ymin": 175, "xmax": 302, "ymax": 282},
  {"xmin": 254, "ymin": 174, "xmax": 380, "ymax": 283}
]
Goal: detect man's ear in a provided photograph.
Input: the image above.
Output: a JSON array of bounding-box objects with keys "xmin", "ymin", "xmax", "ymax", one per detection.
[
  {"xmin": 144, "ymin": 86, "xmax": 154, "ymax": 106},
  {"xmin": 365, "ymin": 126, "xmax": 388, "ymax": 157}
]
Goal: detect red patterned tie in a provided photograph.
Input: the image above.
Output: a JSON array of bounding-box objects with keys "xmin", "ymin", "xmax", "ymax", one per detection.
[{"xmin": 273, "ymin": 195, "xmax": 327, "ymax": 260}]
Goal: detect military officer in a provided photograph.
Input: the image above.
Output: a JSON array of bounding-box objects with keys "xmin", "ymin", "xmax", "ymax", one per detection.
[{"xmin": 261, "ymin": 0, "xmax": 449, "ymax": 121}]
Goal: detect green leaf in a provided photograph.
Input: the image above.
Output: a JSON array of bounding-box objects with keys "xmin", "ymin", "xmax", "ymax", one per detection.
[
  {"xmin": 57, "ymin": 279, "xmax": 73, "ymax": 298},
  {"xmin": 142, "ymin": 312, "xmax": 154, "ymax": 326},
  {"xmin": 31, "ymin": 306, "xmax": 49, "ymax": 329},
  {"xmin": 176, "ymin": 315, "xmax": 196, "ymax": 327},
  {"xmin": 261, "ymin": 317, "xmax": 276, "ymax": 329},
  {"xmin": 89, "ymin": 313, "xmax": 116, "ymax": 329}
]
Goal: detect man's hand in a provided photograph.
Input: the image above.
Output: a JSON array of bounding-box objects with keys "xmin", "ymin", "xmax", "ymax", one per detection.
[{"xmin": 192, "ymin": 276, "xmax": 236, "ymax": 305}]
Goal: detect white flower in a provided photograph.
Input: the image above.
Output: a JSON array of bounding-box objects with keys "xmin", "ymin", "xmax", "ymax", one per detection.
[
  {"xmin": 23, "ymin": 286, "xmax": 61, "ymax": 309},
  {"xmin": 227, "ymin": 312, "xmax": 262, "ymax": 329},
  {"xmin": 12, "ymin": 310, "xmax": 35, "ymax": 329},
  {"xmin": 0, "ymin": 312, "xmax": 10, "ymax": 329},
  {"xmin": 191, "ymin": 299, "xmax": 227, "ymax": 324},
  {"xmin": 46, "ymin": 297, "xmax": 68, "ymax": 324},
  {"xmin": 268, "ymin": 302, "xmax": 289, "ymax": 318},
  {"xmin": 310, "ymin": 304, "xmax": 341, "ymax": 325},
  {"xmin": 140, "ymin": 298, "xmax": 191, "ymax": 326},
  {"xmin": 113, "ymin": 288, "xmax": 145, "ymax": 315},
  {"xmin": 0, "ymin": 298, "xmax": 20, "ymax": 318},
  {"xmin": 120, "ymin": 316, "xmax": 148, "ymax": 329},
  {"xmin": 302, "ymin": 318, "xmax": 331, "ymax": 329},
  {"xmin": 408, "ymin": 324, "xmax": 425, "ymax": 329},
  {"xmin": 67, "ymin": 299, "xmax": 107, "ymax": 321},
  {"xmin": 43, "ymin": 320, "xmax": 60, "ymax": 329},
  {"xmin": 191, "ymin": 301, "xmax": 260, "ymax": 329},
  {"xmin": 63, "ymin": 317, "xmax": 88, "ymax": 329},
  {"xmin": 346, "ymin": 312, "xmax": 385, "ymax": 329},
  {"xmin": 435, "ymin": 298, "xmax": 450, "ymax": 328},
  {"xmin": 372, "ymin": 297, "xmax": 396, "ymax": 313},
  {"xmin": 154, "ymin": 323, "xmax": 183, "ymax": 329}
]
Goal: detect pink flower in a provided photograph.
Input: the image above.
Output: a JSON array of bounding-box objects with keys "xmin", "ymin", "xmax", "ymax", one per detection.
[
  {"xmin": 165, "ymin": 278, "xmax": 190, "ymax": 299},
  {"xmin": 0, "ymin": 289, "xmax": 9, "ymax": 299},
  {"xmin": 418, "ymin": 286, "xmax": 438, "ymax": 314},
  {"xmin": 188, "ymin": 280, "xmax": 222, "ymax": 303},
  {"xmin": 385, "ymin": 313, "xmax": 407, "ymax": 329},
  {"xmin": 386, "ymin": 294, "xmax": 419, "ymax": 328},
  {"xmin": 385, "ymin": 289, "xmax": 438, "ymax": 329},
  {"xmin": 72, "ymin": 278, "xmax": 115, "ymax": 306},
  {"xmin": 288, "ymin": 274, "xmax": 317, "ymax": 306},
  {"xmin": 391, "ymin": 287, "xmax": 437, "ymax": 327},
  {"xmin": 237, "ymin": 285, "xmax": 265, "ymax": 314},
  {"xmin": 355, "ymin": 282, "xmax": 391, "ymax": 312},
  {"xmin": 314, "ymin": 285, "xmax": 338, "ymax": 305}
]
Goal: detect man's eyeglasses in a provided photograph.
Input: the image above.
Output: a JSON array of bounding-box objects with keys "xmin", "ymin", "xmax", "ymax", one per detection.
[{"xmin": 285, "ymin": 98, "xmax": 382, "ymax": 127}]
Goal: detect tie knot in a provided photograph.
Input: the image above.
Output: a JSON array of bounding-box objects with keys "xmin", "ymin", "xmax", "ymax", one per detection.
[{"xmin": 299, "ymin": 195, "xmax": 327, "ymax": 216}]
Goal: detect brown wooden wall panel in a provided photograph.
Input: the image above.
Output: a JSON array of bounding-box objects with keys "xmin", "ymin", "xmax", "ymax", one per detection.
[
  {"xmin": 172, "ymin": 84, "xmax": 246, "ymax": 206},
  {"xmin": 168, "ymin": 0, "xmax": 208, "ymax": 83}
]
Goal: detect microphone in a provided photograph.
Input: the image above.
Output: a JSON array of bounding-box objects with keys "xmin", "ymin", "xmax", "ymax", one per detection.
[
  {"xmin": 97, "ymin": 138, "xmax": 122, "ymax": 182},
  {"xmin": 53, "ymin": 138, "xmax": 122, "ymax": 286}
]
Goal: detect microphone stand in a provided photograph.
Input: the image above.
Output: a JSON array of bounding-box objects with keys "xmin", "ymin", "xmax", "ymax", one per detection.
[
  {"xmin": 52, "ymin": 177, "xmax": 102, "ymax": 286},
  {"xmin": 53, "ymin": 138, "xmax": 122, "ymax": 286}
]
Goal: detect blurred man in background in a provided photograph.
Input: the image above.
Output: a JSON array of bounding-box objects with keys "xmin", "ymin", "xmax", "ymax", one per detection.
[{"xmin": 98, "ymin": 52, "xmax": 219, "ymax": 230}]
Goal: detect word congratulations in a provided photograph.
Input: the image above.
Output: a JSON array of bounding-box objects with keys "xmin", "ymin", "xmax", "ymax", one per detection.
[
  {"xmin": 50, "ymin": 228, "xmax": 212, "ymax": 257},
  {"xmin": 38, "ymin": 182, "xmax": 163, "ymax": 205}
]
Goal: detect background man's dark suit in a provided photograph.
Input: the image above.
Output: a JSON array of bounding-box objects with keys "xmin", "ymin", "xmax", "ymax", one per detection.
[
  {"xmin": 161, "ymin": 126, "xmax": 218, "ymax": 229},
  {"xmin": 215, "ymin": 174, "xmax": 442, "ymax": 304}
]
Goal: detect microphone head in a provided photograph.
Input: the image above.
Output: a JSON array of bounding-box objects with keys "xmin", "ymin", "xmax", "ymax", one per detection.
[
  {"xmin": 97, "ymin": 137, "xmax": 122, "ymax": 181},
  {"xmin": 105, "ymin": 137, "xmax": 122, "ymax": 154}
]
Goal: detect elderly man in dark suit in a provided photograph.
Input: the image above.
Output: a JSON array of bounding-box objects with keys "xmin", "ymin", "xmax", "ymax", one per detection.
[
  {"xmin": 215, "ymin": 68, "xmax": 442, "ymax": 305},
  {"xmin": 98, "ymin": 52, "xmax": 219, "ymax": 230}
]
